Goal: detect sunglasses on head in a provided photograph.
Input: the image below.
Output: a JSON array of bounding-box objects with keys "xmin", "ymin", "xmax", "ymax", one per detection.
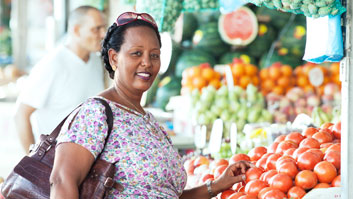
[{"xmin": 115, "ymin": 12, "xmax": 158, "ymax": 29}]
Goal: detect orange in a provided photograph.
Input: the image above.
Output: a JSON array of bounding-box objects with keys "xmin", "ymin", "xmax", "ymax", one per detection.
[
  {"xmin": 262, "ymin": 79, "xmax": 275, "ymax": 92},
  {"xmin": 323, "ymin": 77, "xmax": 330, "ymax": 85},
  {"xmin": 332, "ymin": 74, "xmax": 341, "ymax": 85},
  {"xmin": 269, "ymin": 66, "xmax": 281, "ymax": 80},
  {"xmin": 260, "ymin": 68, "xmax": 269, "ymax": 80},
  {"xmin": 251, "ymin": 76, "xmax": 260, "ymax": 86},
  {"xmin": 304, "ymin": 85, "xmax": 315, "ymax": 93},
  {"xmin": 317, "ymin": 85, "xmax": 325, "ymax": 96},
  {"xmin": 233, "ymin": 76, "xmax": 238, "ymax": 85},
  {"xmin": 330, "ymin": 62, "xmax": 340, "ymax": 75},
  {"xmin": 277, "ymin": 77, "xmax": 291, "ymax": 88},
  {"xmin": 281, "ymin": 65, "xmax": 293, "ymax": 77},
  {"xmin": 245, "ymin": 64, "xmax": 258, "ymax": 76},
  {"xmin": 209, "ymin": 79, "xmax": 221, "ymax": 89},
  {"xmin": 214, "ymin": 71, "xmax": 221, "ymax": 80},
  {"xmin": 231, "ymin": 63, "xmax": 245, "ymax": 77},
  {"xmin": 303, "ymin": 64, "xmax": 315, "ymax": 76},
  {"xmin": 189, "ymin": 66, "xmax": 202, "ymax": 77},
  {"xmin": 192, "ymin": 76, "xmax": 207, "ymax": 90},
  {"xmin": 201, "ymin": 67, "xmax": 215, "ymax": 81},
  {"xmin": 319, "ymin": 66, "xmax": 329, "ymax": 76},
  {"xmin": 273, "ymin": 86, "xmax": 284, "ymax": 95},
  {"xmin": 294, "ymin": 66, "xmax": 303, "ymax": 76},
  {"xmin": 297, "ymin": 75, "xmax": 309, "ymax": 87},
  {"xmin": 239, "ymin": 76, "xmax": 251, "ymax": 89}
]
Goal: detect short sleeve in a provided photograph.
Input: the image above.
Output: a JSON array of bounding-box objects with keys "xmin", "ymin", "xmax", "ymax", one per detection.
[{"xmin": 56, "ymin": 98, "xmax": 109, "ymax": 159}]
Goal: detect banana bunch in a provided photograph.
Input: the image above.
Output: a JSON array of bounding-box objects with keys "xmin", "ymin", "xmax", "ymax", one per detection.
[{"xmin": 312, "ymin": 106, "xmax": 332, "ymax": 127}]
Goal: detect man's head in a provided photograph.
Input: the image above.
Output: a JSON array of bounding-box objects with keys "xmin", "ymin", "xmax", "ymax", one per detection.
[{"xmin": 68, "ymin": 6, "xmax": 106, "ymax": 53}]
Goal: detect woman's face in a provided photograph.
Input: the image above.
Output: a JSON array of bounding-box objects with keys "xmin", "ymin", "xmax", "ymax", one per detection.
[{"xmin": 113, "ymin": 26, "xmax": 161, "ymax": 94}]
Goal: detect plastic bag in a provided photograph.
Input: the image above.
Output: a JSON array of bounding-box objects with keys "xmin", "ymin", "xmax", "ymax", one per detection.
[
  {"xmin": 303, "ymin": 15, "xmax": 344, "ymax": 63},
  {"xmin": 219, "ymin": 0, "xmax": 247, "ymax": 14}
]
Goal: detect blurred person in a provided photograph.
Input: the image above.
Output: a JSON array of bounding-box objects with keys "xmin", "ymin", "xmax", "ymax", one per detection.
[
  {"xmin": 14, "ymin": 5, "xmax": 107, "ymax": 154},
  {"xmin": 49, "ymin": 12, "xmax": 251, "ymax": 198}
]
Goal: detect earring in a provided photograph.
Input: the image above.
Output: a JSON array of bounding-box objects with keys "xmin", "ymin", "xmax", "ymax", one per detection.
[{"xmin": 112, "ymin": 65, "xmax": 117, "ymax": 71}]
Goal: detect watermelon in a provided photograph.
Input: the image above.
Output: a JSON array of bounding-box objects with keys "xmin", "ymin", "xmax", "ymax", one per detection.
[
  {"xmin": 255, "ymin": 6, "xmax": 292, "ymax": 31},
  {"xmin": 193, "ymin": 22, "xmax": 230, "ymax": 57},
  {"xmin": 218, "ymin": 51, "xmax": 256, "ymax": 65},
  {"xmin": 218, "ymin": 6, "xmax": 258, "ymax": 46},
  {"xmin": 247, "ymin": 23, "xmax": 277, "ymax": 58},
  {"xmin": 175, "ymin": 49, "xmax": 216, "ymax": 77},
  {"xmin": 194, "ymin": 10, "xmax": 221, "ymax": 24},
  {"xmin": 182, "ymin": 12, "xmax": 198, "ymax": 41},
  {"xmin": 163, "ymin": 40, "xmax": 182, "ymax": 76},
  {"xmin": 279, "ymin": 17, "xmax": 306, "ymax": 57},
  {"xmin": 155, "ymin": 76, "xmax": 181, "ymax": 111},
  {"xmin": 259, "ymin": 51, "xmax": 304, "ymax": 69}
]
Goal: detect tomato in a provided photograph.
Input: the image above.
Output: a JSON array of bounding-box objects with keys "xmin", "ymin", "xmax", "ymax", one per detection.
[
  {"xmin": 299, "ymin": 138, "xmax": 320, "ymax": 149},
  {"xmin": 276, "ymin": 155, "xmax": 296, "ymax": 170},
  {"xmin": 238, "ymin": 195, "xmax": 257, "ymax": 199},
  {"xmin": 314, "ymin": 183, "xmax": 331, "ymax": 188},
  {"xmin": 200, "ymin": 173, "xmax": 214, "ymax": 183},
  {"xmin": 307, "ymin": 148, "xmax": 324, "ymax": 160},
  {"xmin": 193, "ymin": 156, "xmax": 210, "ymax": 167},
  {"xmin": 232, "ymin": 182, "xmax": 245, "ymax": 192},
  {"xmin": 184, "ymin": 158, "xmax": 195, "ymax": 175},
  {"xmin": 320, "ymin": 142, "xmax": 333, "ymax": 149},
  {"xmin": 321, "ymin": 122, "xmax": 334, "ymax": 129},
  {"xmin": 303, "ymin": 127, "xmax": 318, "ymax": 138},
  {"xmin": 297, "ymin": 151, "xmax": 321, "ymax": 171},
  {"xmin": 276, "ymin": 140, "xmax": 298, "ymax": 155},
  {"xmin": 258, "ymin": 187, "xmax": 273, "ymax": 199},
  {"xmin": 265, "ymin": 153, "xmax": 282, "ymax": 170},
  {"xmin": 220, "ymin": 189, "xmax": 235, "ymax": 199},
  {"xmin": 245, "ymin": 179, "xmax": 268, "ymax": 196},
  {"xmin": 287, "ymin": 186, "xmax": 306, "ymax": 199},
  {"xmin": 214, "ymin": 165, "xmax": 227, "ymax": 179},
  {"xmin": 332, "ymin": 121, "xmax": 341, "ymax": 139},
  {"xmin": 262, "ymin": 189, "xmax": 286, "ymax": 199},
  {"xmin": 331, "ymin": 175, "xmax": 341, "ymax": 187},
  {"xmin": 285, "ymin": 132, "xmax": 305, "ymax": 145},
  {"xmin": 295, "ymin": 170, "xmax": 318, "ymax": 190},
  {"xmin": 277, "ymin": 161, "xmax": 298, "ymax": 179},
  {"xmin": 283, "ymin": 148, "xmax": 296, "ymax": 157},
  {"xmin": 312, "ymin": 131, "xmax": 333, "ymax": 144},
  {"xmin": 326, "ymin": 143, "xmax": 341, "ymax": 153},
  {"xmin": 324, "ymin": 150, "xmax": 341, "ymax": 170},
  {"xmin": 313, "ymin": 161, "xmax": 337, "ymax": 183},
  {"xmin": 256, "ymin": 157, "xmax": 268, "ymax": 170},
  {"xmin": 292, "ymin": 147, "xmax": 310, "ymax": 161},
  {"xmin": 230, "ymin": 154, "xmax": 251, "ymax": 165},
  {"xmin": 228, "ymin": 192, "xmax": 246, "ymax": 199},
  {"xmin": 214, "ymin": 158, "xmax": 229, "ymax": 168},
  {"xmin": 274, "ymin": 134, "xmax": 286, "ymax": 143},
  {"xmin": 268, "ymin": 142, "xmax": 279, "ymax": 153},
  {"xmin": 246, "ymin": 167, "xmax": 264, "ymax": 183},
  {"xmin": 269, "ymin": 173, "xmax": 293, "ymax": 193},
  {"xmin": 260, "ymin": 170, "xmax": 278, "ymax": 184},
  {"xmin": 248, "ymin": 146, "xmax": 268, "ymax": 161}
]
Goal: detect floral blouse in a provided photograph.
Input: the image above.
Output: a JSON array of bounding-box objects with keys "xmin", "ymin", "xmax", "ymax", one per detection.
[{"xmin": 57, "ymin": 97, "xmax": 187, "ymax": 199}]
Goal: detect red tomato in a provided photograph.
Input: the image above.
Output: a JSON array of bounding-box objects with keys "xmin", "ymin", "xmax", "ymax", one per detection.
[
  {"xmin": 265, "ymin": 153, "xmax": 282, "ymax": 170},
  {"xmin": 200, "ymin": 173, "xmax": 214, "ymax": 183},
  {"xmin": 214, "ymin": 165, "xmax": 227, "ymax": 179},
  {"xmin": 238, "ymin": 195, "xmax": 257, "ymax": 199},
  {"xmin": 303, "ymin": 127, "xmax": 318, "ymax": 138},
  {"xmin": 248, "ymin": 146, "xmax": 268, "ymax": 161},
  {"xmin": 314, "ymin": 183, "xmax": 331, "ymax": 188},
  {"xmin": 313, "ymin": 161, "xmax": 337, "ymax": 183},
  {"xmin": 238, "ymin": 186, "xmax": 245, "ymax": 193},
  {"xmin": 256, "ymin": 157, "xmax": 268, "ymax": 170},
  {"xmin": 292, "ymin": 147, "xmax": 310, "ymax": 161},
  {"xmin": 214, "ymin": 158, "xmax": 229, "ymax": 168},
  {"xmin": 299, "ymin": 138, "xmax": 320, "ymax": 149},
  {"xmin": 331, "ymin": 175, "xmax": 341, "ymax": 187},
  {"xmin": 276, "ymin": 155, "xmax": 296, "ymax": 169},
  {"xmin": 283, "ymin": 148, "xmax": 296, "ymax": 157},
  {"xmin": 326, "ymin": 143, "xmax": 341, "ymax": 153},
  {"xmin": 193, "ymin": 156, "xmax": 210, "ymax": 167},
  {"xmin": 268, "ymin": 142, "xmax": 279, "ymax": 153},
  {"xmin": 246, "ymin": 167, "xmax": 264, "ymax": 183},
  {"xmin": 232, "ymin": 182, "xmax": 245, "ymax": 192},
  {"xmin": 321, "ymin": 122, "xmax": 334, "ymax": 129},
  {"xmin": 320, "ymin": 142, "xmax": 333, "ymax": 148},
  {"xmin": 262, "ymin": 189, "xmax": 286, "ymax": 199},
  {"xmin": 274, "ymin": 135, "xmax": 286, "ymax": 143},
  {"xmin": 312, "ymin": 131, "xmax": 333, "ymax": 144},
  {"xmin": 228, "ymin": 192, "xmax": 246, "ymax": 199},
  {"xmin": 297, "ymin": 151, "xmax": 321, "ymax": 171},
  {"xmin": 184, "ymin": 159, "xmax": 195, "ymax": 175},
  {"xmin": 295, "ymin": 170, "xmax": 318, "ymax": 190},
  {"xmin": 276, "ymin": 140, "xmax": 298, "ymax": 155},
  {"xmin": 287, "ymin": 186, "xmax": 306, "ymax": 199},
  {"xmin": 332, "ymin": 121, "xmax": 341, "ymax": 139},
  {"xmin": 230, "ymin": 154, "xmax": 251, "ymax": 165},
  {"xmin": 269, "ymin": 173, "xmax": 293, "ymax": 193},
  {"xmin": 260, "ymin": 170, "xmax": 278, "ymax": 184},
  {"xmin": 324, "ymin": 150, "xmax": 341, "ymax": 170},
  {"xmin": 220, "ymin": 189, "xmax": 235, "ymax": 199},
  {"xmin": 277, "ymin": 161, "xmax": 298, "ymax": 179},
  {"xmin": 307, "ymin": 148, "xmax": 324, "ymax": 160},
  {"xmin": 258, "ymin": 187, "xmax": 273, "ymax": 199},
  {"xmin": 245, "ymin": 179, "xmax": 268, "ymax": 196},
  {"xmin": 332, "ymin": 139, "xmax": 341, "ymax": 143},
  {"xmin": 285, "ymin": 132, "xmax": 305, "ymax": 145}
]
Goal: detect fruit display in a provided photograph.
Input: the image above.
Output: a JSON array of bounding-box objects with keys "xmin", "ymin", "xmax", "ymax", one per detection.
[
  {"xmin": 219, "ymin": 51, "xmax": 256, "ymax": 65},
  {"xmin": 154, "ymin": 76, "xmax": 181, "ymax": 111},
  {"xmin": 183, "ymin": 121, "xmax": 341, "ymax": 198},
  {"xmin": 229, "ymin": 59, "xmax": 260, "ymax": 89}
]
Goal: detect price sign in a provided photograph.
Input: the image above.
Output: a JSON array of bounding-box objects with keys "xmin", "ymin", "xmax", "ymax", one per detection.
[
  {"xmin": 230, "ymin": 123, "xmax": 238, "ymax": 154},
  {"xmin": 208, "ymin": 119, "xmax": 223, "ymax": 154}
]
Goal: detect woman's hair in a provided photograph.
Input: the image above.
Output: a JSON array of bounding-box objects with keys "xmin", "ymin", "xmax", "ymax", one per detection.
[{"xmin": 101, "ymin": 20, "xmax": 162, "ymax": 79}]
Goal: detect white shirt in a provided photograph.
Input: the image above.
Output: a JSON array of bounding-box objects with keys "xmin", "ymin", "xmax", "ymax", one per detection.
[{"xmin": 18, "ymin": 45, "xmax": 105, "ymax": 140}]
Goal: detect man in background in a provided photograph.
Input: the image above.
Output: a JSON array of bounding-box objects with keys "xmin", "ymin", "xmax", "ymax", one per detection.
[{"xmin": 14, "ymin": 5, "xmax": 107, "ymax": 154}]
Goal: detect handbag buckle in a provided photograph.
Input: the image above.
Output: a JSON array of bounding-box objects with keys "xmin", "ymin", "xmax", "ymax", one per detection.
[{"xmin": 104, "ymin": 177, "xmax": 114, "ymax": 188}]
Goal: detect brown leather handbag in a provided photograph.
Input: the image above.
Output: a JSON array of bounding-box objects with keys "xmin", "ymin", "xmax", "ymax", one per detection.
[{"xmin": 1, "ymin": 98, "xmax": 123, "ymax": 199}]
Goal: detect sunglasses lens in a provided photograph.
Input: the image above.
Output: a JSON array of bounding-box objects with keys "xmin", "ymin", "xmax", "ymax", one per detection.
[
  {"xmin": 141, "ymin": 14, "xmax": 156, "ymax": 25},
  {"xmin": 117, "ymin": 12, "xmax": 137, "ymax": 25}
]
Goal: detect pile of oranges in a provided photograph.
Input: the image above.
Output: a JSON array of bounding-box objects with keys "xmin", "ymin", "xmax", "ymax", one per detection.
[
  {"xmin": 229, "ymin": 58, "xmax": 259, "ymax": 89},
  {"xmin": 259, "ymin": 63, "xmax": 294, "ymax": 95},
  {"xmin": 181, "ymin": 63, "xmax": 222, "ymax": 93}
]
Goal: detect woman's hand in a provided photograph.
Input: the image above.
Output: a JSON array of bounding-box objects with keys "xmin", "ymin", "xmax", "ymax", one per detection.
[{"xmin": 212, "ymin": 161, "xmax": 253, "ymax": 193}]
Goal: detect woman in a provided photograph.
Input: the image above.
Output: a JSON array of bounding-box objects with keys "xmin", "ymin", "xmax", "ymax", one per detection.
[{"xmin": 50, "ymin": 12, "xmax": 251, "ymax": 199}]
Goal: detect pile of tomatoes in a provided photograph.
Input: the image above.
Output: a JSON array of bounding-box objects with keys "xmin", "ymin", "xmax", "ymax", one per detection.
[{"xmin": 198, "ymin": 121, "xmax": 341, "ymax": 199}]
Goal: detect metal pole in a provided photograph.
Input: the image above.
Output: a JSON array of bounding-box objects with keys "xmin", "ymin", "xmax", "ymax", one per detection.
[{"xmin": 341, "ymin": 0, "xmax": 353, "ymax": 197}]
